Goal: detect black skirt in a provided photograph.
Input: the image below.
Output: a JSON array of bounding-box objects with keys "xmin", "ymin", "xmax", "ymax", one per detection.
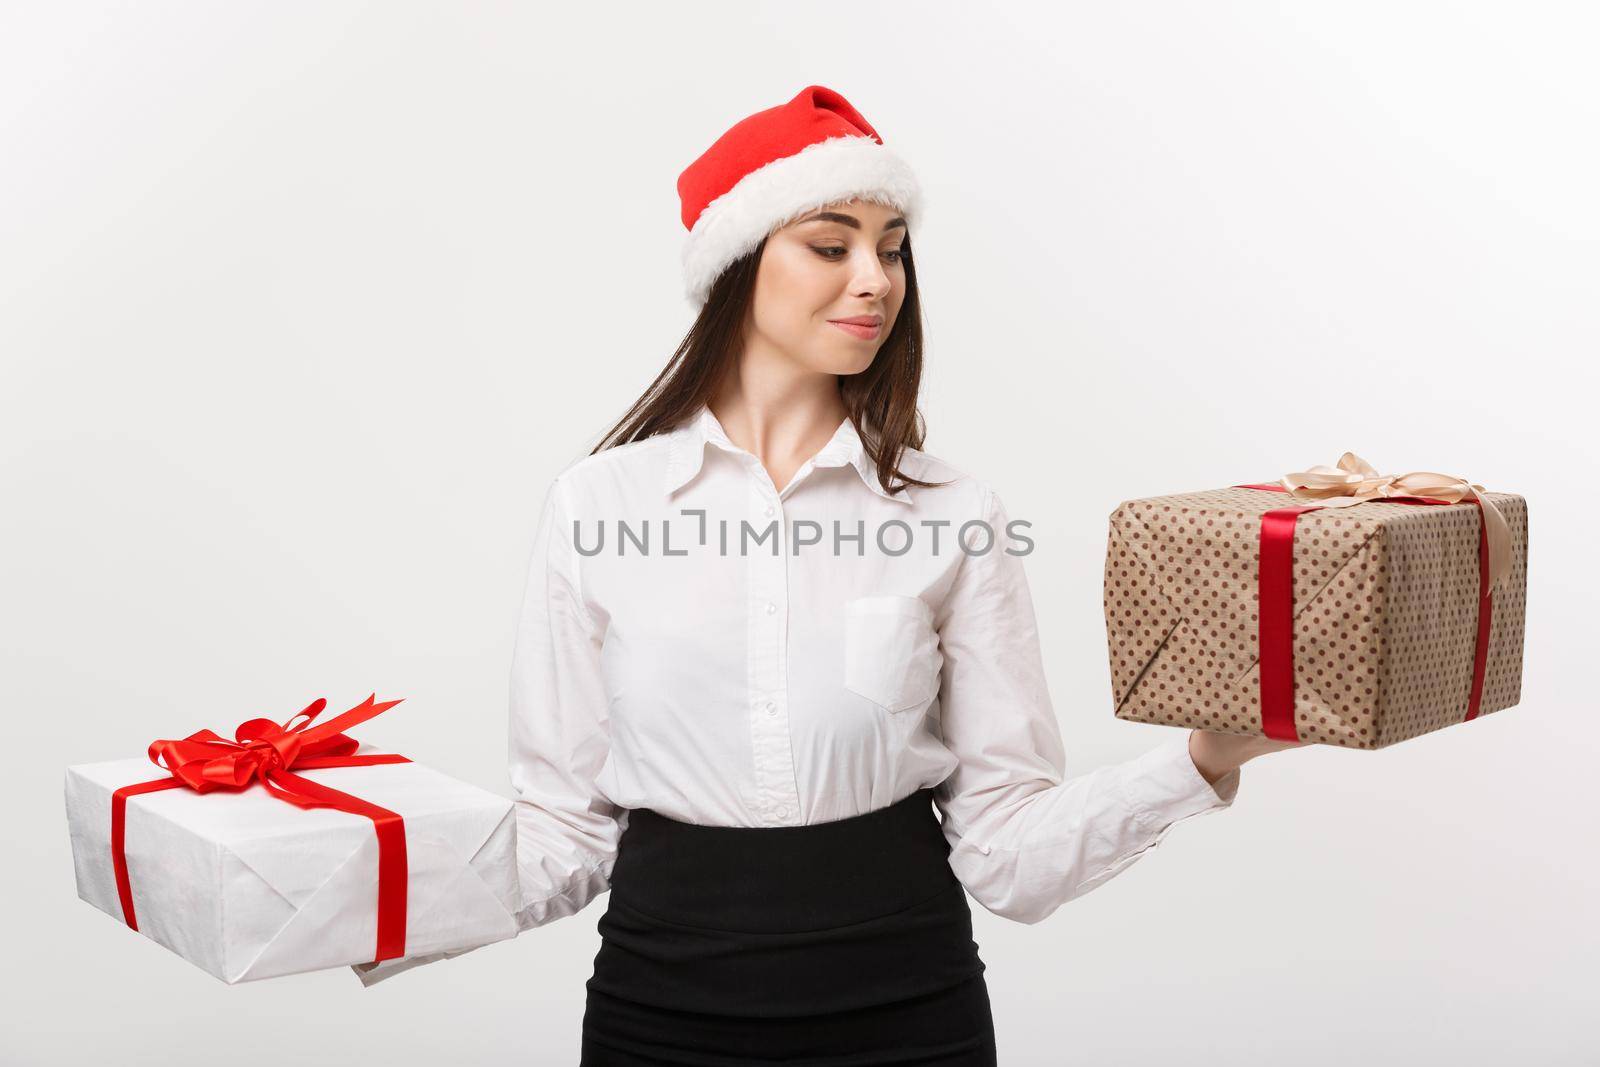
[{"xmin": 580, "ymin": 786, "xmax": 997, "ymax": 1066}]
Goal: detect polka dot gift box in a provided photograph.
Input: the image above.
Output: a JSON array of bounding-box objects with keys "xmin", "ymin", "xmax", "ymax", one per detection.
[{"xmin": 1102, "ymin": 453, "xmax": 1528, "ymax": 749}]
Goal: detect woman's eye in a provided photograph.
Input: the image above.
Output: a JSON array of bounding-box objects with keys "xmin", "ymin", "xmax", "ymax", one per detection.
[{"xmin": 810, "ymin": 246, "xmax": 907, "ymax": 263}]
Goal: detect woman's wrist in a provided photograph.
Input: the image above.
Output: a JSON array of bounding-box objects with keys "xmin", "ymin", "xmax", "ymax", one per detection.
[
  {"xmin": 1188, "ymin": 728, "xmax": 1306, "ymax": 784},
  {"xmin": 1188, "ymin": 729, "xmax": 1265, "ymax": 785},
  {"xmin": 1187, "ymin": 730, "xmax": 1235, "ymax": 786}
]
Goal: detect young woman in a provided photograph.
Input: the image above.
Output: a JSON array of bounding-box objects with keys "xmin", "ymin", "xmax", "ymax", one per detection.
[{"xmin": 360, "ymin": 85, "xmax": 1302, "ymax": 1064}]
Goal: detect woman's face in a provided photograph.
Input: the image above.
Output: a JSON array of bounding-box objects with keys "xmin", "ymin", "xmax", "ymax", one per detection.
[{"xmin": 745, "ymin": 198, "xmax": 908, "ymax": 376}]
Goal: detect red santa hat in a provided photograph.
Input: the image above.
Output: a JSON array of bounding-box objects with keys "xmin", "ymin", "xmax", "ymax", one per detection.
[{"xmin": 677, "ymin": 84, "xmax": 923, "ymax": 306}]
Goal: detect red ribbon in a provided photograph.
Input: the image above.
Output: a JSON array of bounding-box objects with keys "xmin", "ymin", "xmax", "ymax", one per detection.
[
  {"xmin": 1233, "ymin": 484, "xmax": 1494, "ymax": 743},
  {"xmin": 110, "ymin": 694, "xmax": 412, "ymax": 964}
]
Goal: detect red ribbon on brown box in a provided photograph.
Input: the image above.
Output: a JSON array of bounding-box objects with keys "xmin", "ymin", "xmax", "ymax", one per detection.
[{"xmin": 1233, "ymin": 453, "xmax": 1510, "ymax": 743}]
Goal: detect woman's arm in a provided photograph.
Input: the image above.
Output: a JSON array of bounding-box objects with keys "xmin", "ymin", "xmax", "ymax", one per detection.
[
  {"xmin": 355, "ymin": 474, "xmax": 621, "ymax": 986},
  {"xmin": 930, "ymin": 484, "xmax": 1245, "ymax": 925},
  {"xmin": 504, "ymin": 474, "xmax": 623, "ymax": 931}
]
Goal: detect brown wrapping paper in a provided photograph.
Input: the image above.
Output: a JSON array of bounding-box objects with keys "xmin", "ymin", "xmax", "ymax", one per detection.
[{"xmin": 1103, "ymin": 486, "xmax": 1528, "ymax": 749}]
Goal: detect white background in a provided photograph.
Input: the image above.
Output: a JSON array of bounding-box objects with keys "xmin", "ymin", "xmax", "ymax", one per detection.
[{"xmin": 5, "ymin": 3, "xmax": 1596, "ymax": 1064}]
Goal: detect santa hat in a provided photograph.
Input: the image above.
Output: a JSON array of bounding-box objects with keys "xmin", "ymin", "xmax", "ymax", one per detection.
[{"xmin": 677, "ymin": 85, "xmax": 923, "ymax": 306}]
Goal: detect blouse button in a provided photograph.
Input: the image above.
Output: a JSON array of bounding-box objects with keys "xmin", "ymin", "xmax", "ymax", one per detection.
[
  {"xmin": 763, "ymin": 504, "xmax": 774, "ymax": 517},
  {"xmin": 776, "ymin": 807, "xmax": 789, "ymax": 820},
  {"xmin": 764, "ymin": 701, "xmax": 776, "ymax": 716},
  {"xmin": 765, "ymin": 602, "xmax": 776, "ymax": 614}
]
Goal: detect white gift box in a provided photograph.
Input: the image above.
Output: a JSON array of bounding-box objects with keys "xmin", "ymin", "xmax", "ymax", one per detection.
[{"xmin": 65, "ymin": 747, "xmax": 520, "ymax": 983}]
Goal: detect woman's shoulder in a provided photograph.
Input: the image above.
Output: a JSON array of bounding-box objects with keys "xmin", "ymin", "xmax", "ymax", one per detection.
[
  {"xmin": 541, "ymin": 426, "xmax": 683, "ymax": 509},
  {"xmin": 893, "ymin": 443, "xmax": 999, "ymax": 516}
]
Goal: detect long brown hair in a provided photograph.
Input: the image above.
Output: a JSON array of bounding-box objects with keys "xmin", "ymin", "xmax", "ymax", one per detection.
[{"xmin": 590, "ymin": 228, "xmax": 950, "ymax": 497}]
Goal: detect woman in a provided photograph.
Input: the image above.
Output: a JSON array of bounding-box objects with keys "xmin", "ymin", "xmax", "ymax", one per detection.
[{"xmin": 361, "ymin": 85, "xmax": 1301, "ymax": 1064}]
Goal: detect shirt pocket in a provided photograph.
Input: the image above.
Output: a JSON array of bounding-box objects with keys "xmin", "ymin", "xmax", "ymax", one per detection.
[{"xmin": 843, "ymin": 594, "xmax": 941, "ymax": 714}]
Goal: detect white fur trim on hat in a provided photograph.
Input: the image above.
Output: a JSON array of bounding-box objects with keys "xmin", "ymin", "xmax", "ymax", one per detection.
[{"xmin": 681, "ymin": 135, "xmax": 923, "ymax": 306}]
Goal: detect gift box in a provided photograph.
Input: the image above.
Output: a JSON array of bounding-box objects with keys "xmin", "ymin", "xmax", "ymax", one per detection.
[
  {"xmin": 64, "ymin": 696, "xmax": 520, "ymax": 983},
  {"xmin": 1103, "ymin": 455, "xmax": 1528, "ymax": 749}
]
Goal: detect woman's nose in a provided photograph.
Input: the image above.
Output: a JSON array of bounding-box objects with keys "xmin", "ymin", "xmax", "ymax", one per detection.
[{"xmin": 849, "ymin": 250, "xmax": 891, "ymax": 297}]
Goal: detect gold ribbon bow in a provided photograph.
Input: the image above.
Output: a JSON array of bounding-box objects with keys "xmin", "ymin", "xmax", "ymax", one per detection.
[{"xmin": 1279, "ymin": 452, "xmax": 1512, "ymax": 596}]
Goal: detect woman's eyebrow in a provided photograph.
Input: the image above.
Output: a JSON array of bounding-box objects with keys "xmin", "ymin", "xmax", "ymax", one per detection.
[{"xmin": 796, "ymin": 210, "xmax": 907, "ymax": 233}]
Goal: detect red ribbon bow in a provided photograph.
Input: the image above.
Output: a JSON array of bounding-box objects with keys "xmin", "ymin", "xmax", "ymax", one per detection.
[{"xmin": 111, "ymin": 695, "xmax": 413, "ymax": 965}]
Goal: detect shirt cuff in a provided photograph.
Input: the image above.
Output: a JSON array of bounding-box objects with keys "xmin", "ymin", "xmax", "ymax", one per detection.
[{"xmin": 1122, "ymin": 733, "xmax": 1240, "ymax": 833}]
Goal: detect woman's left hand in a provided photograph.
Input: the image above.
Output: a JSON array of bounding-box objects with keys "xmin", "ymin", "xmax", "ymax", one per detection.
[{"xmin": 1188, "ymin": 728, "xmax": 1309, "ymax": 786}]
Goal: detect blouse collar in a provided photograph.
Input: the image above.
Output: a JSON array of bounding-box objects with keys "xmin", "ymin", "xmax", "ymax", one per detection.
[{"xmin": 663, "ymin": 404, "xmax": 913, "ymax": 505}]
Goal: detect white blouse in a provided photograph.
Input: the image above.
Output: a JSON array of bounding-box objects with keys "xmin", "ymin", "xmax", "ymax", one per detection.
[{"xmin": 356, "ymin": 403, "xmax": 1239, "ymax": 985}]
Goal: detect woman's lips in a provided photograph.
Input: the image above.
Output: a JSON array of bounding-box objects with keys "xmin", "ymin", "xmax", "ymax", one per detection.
[{"xmin": 828, "ymin": 320, "xmax": 882, "ymax": 340}]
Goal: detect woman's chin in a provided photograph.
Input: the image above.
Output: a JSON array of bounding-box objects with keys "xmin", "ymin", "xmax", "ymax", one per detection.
[{"xmin": 823, "ymin": 347, "xmax": 881, "ymax": 376}]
